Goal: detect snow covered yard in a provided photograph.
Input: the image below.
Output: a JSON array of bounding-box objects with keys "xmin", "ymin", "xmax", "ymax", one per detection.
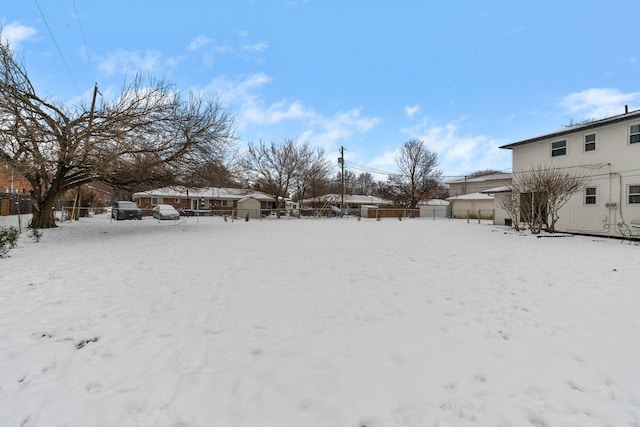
[{"xmin": 1, "ymin": 215, "xmax": 639, "ymax": 426}]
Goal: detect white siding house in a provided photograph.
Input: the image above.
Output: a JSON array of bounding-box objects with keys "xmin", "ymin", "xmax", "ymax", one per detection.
[{"xmin": 500, "ymin": 108, "xmax": 640, "ymax": 238}]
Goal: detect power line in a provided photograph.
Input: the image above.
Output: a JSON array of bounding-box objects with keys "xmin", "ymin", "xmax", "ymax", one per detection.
[
  {"xmin": 72, "ymin": 0, "xmax": 90, "ymax": 61},
  {"xmin": 34, "ymin": 0, "xmax": 81, "ymax": 95}
]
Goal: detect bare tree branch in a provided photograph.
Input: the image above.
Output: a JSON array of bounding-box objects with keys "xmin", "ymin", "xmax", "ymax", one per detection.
[{"xmin": 0, "ymin": 37, "xmax": 235, "ymax": 227}]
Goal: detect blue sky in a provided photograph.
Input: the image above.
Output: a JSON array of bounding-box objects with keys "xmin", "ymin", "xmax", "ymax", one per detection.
[{"xmin": 2, "ymin": 1, "xmax": 640, "ymax": 180}]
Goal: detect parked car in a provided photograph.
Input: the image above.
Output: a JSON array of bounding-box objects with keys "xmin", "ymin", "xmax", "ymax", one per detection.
[
  {"xmin": 111, "ymin": 201, "xmax": 142, "ymax": 220},
  {"xmin": 152, "ymin": 204, "xmax": 180, "ymax": 220}
]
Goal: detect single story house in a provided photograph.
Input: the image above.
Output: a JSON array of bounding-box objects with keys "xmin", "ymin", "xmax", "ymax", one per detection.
[
  {"xmin": 301, "ymin": 194, "xmax": 393, "ymax": 214},
  {"xmin": 133, "ymin": 187, "xmax": 276, "ymax": 216}
]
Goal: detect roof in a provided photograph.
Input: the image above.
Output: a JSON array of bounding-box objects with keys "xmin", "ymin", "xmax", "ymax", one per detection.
[
  {"xmin": 132, "ymin": 186, "xmax": 273, "ymax": 201},
  {"xmin": 238, "ymin": 193, "xmax": 276, "ymax": 203},
  {"xmin": 419, "ymin": 199, "xmax": 450, "ymax": 206},
  {"xmin": 446, "ymin": 172, "xmax": 512, "ymax": 185},
  {"xmin": 481, "ymin": 186, "xmax": 512, "ymax": 194},
  {"xmin": 500, "ymin": 108, "xmax": 640, "ymax": 150},
  {"xmin": 447, "ymin": 192, "xmax": 495, "ymax": 201}
]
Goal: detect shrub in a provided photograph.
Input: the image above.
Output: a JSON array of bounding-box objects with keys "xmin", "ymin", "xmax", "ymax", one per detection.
[
  {"xmin": 28, "ymin": 227, "xmax": 43, "ymax": 243},
  {"xmin": 0, "ymin": 226, "xmax": 19, "ymax": 257}
]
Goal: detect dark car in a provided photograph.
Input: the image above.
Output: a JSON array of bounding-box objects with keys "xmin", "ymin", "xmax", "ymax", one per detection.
[{"xmin": 112, "ymin": 201, "xmax": 142, "ymax": 220}]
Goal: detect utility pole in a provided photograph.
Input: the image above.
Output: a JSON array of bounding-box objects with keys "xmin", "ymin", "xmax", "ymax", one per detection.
[
  {"xmin": 339, "ymin": 146, "xmax": 345, "ymax": 216},
  {"xmin": 73, "ymin": 83, "xmax": 99, "ymax": 221}
]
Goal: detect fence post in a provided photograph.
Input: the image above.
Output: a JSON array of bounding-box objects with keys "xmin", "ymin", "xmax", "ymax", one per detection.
[
  {"xmin": 433, "ymin": 208, "xmax": 435, "ymax": 221},
  {"xmin": 466, "ymin": 210, "xmax": 470, "ymax": 224},
  {"xmin": 478, "ymin": 210, "xmax": 481, "ymax": 224}
]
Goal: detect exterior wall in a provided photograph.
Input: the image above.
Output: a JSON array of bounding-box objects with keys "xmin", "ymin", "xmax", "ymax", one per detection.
[
  {"xmin": 509, "ymin": 116, "xmax": 640, "ymax": 237},
  {"xmin": 136, "ymin": 195, "xmax": 240, "ymax": 215},
  {"xmin": 237, "ymin": 198, "xmax": 262, "ymax": 219},
  {"xmin": 0, "ymin": 163, "xmax": 31, "ymax": 194},
  {"xmin": 492, "ymin": 193, "xmax": 511, "ymax": 226},
  {"xmin": 450, "ymin": 199, "xmax": 494, "ymax": 219}
]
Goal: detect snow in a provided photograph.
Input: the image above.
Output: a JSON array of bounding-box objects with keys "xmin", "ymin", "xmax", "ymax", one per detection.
[{"xmin": 1, "ymin": 214, "xmax": 639, "ymax": 426}]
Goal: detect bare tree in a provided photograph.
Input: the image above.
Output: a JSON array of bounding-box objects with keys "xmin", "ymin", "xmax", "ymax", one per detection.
[
  {"xmin": 0, "ymin": 39, "xmax": 235, "ymax": 228},
  {"xmin": 292, "ymin": 147, "xmax": 332, "ymax": 207},
  {"xmin": 391, "ymin": 139, "xmax": 442, "ymax": 208},
  {"xmin": 355, "ymin": 172, "xmax": 375, "ymax": 195},
  {"xmin": 330, "ymin": 170, "xmax": 356, "ymax": 195},
  {"xmin": 467, "ymin": 169, "xmax": 502, "ymax": 178},
  {"xmin": 507, "ymin": 165, "xmax": 588, "ymax": 233},
  {"xmin": 498, "ymin": 191, "xmax": 521, "ymax": 232},
  {"xmin": 241, "ymin": 139, "xmax": 325, "ymax": 213}
]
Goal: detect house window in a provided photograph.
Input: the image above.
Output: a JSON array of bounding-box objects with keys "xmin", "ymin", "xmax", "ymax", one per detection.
[
  {"xmin": 585, "ymin": 187, "xmax": 597, "ymax": 205},
  {"xmin": 551, "ymin": 140, "xmax": 566, "ymax": 157},
  {"xmin": 584, "ymin": 133, "xmax": 596, "ymax": 152},
  {"xmin": 629, "ymin": 185, "xmax": 640, "ymax": 204},
  {"xmin": 222, "ymin": 199, "xmax": 232, "ymax": 207},
  {"xmin": 152, "ymin": 197, "xmax": 158, "ymax": 205},
  {"xmin": 630, "ymin": 124, "xmax": 640, "ymax": 144}
]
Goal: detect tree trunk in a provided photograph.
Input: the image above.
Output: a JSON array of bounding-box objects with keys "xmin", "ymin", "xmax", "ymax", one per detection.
[{"xmin": 30, "ymin": 194, "xmax": 58, "ymax": 229}]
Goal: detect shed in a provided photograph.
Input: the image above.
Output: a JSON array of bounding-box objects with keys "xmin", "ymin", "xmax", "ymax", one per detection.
[{"xmin": 236, "ymin": 195, "xmax": 263, "ymax": 219}]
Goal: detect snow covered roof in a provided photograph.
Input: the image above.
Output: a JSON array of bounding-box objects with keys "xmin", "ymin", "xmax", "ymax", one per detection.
[
  {"xmin": 481, "ymin": 186, "xmax": 512, "ymax": 194},
  {"xmin": 447, "ymin": 192, "xmax": 494, "ymax": 201},
  {"xmin": 238, "ymin": 193, "xmax": 276, "ymax": 202},
  {"xmin": 133, "ymin": 187, "xmax": 273, "ymax": 201},
  {"xmin": 419, "ymin": 199, "xmax": 450, "ymax": 206}
]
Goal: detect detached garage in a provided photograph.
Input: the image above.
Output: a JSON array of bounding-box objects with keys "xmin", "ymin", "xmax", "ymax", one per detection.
[{"xmin": 447, "ymin": 192, "xmax": 494, "ymax": 219}]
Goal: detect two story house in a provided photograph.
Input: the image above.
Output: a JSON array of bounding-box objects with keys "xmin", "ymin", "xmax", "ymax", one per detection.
[{"xmin": 500, "ymin": 107, "xmax": 640, "ymax": 238}]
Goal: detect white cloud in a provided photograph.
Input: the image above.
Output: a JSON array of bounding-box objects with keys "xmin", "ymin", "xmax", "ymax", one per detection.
[
  {"xmin": 559, "ymin": 88, "xmax": 640, "ymax": 120},
  {"xmin": 242, "ymin": 41, "xmax": 268, "ymax": 53},
  {"xmin": 188, "ymin": 36, "xmax": 214, "ymax": 51},
  {"xmin": 302, "ymin": 108, "xmax": 381, "ymax": 152},
  {"xmin": 1, "ymin": 21, "xmax": 37, "ymax": 48},
  {"xmin": 98, "ymin": 49, "xmax": 165, "ymax": 76},
  {"xmin": 399, "ymin": 117, "xmax": 510, "ymax": 177},
  {"xmin": 206, "ymin": 74, "xmax": 380, "ymax": 152},
  {"xmin": 404, "ymin": 104, "xmax": 420, "ymax": 119}
]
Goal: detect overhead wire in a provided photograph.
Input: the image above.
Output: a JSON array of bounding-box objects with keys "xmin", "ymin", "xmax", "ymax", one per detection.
[
  {"xmin": 72, "ymin": 0, "xmax": 91, "ymax": 64},
  {"xmin": 34, "ymin": 0, "xmax": 81, "ymax": 95}
]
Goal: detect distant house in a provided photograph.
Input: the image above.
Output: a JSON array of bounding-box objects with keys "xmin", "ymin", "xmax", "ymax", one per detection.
[
  {"xmin": 500, "ymin": 107, "xmax": 640, "ymax": 238},
  {"xmin": 0, "ymin": 163, "xmax": 31, "ymax": 195},
  {"xmin": 446, "ymin": 172, "xmax": 512, "ymax": 197},
  {"xmin": 133, "ymin": 187, "xmax": 276, "ymax": 216},
  {"xmin": 301, "ymin": 194, "xmax": 393, "ymax": 213}
]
